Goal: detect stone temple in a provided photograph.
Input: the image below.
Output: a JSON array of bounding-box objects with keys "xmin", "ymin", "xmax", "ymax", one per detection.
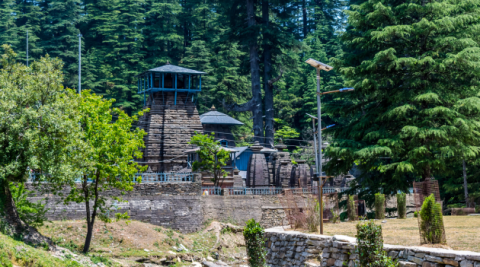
[{"xmin": 136, "ymin": 63, "xmax": 205, "ymax": 172}]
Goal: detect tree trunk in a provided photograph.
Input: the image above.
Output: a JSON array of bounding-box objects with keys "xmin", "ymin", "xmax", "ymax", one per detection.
[
  {"xmin": 302, "ymin": 0, "xmax": 307, "ymax": 38},
  {"xmin": 263, "ymin": 0, "xmax": 274, "ymax": 148},
  {"xmin": 422, "ymin": 165, "xmax": 431, "ymax": 181},
  {"xmin": 462, "ymin": 160, "xmax": 469, "ymax": 207},
  {"xmin": 0, "ymin": 179, "xmax": 55, "ymax": 250},
  {"xmin": 246, "ymin": 0, "xmax": 264, "ymax": 144},
  {"xmin": 1, "ymin": 179, "xmax": 25, "ymax": 231},
  {"xmin": 82, "ymin": 173, "xmax": 99, "ymax": 253}
]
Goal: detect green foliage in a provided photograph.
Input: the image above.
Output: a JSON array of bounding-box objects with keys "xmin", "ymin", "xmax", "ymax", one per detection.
[
  {"xmin": 347, "ymin": 195, "xmax": 357, "ymax": 221},
  {"xmin": 64, "ymin": 90, "xmax": 148, "ymax": 253},
  {"xmin": 275, "ymin": 126, "xmax": 300, "ymax": 141},
  {"xmin": 0, "ymin": 45, "xmax": 83, "ymax": 232},
  {"xmin": 419, "ymin": 194, "xmax": 446, "ymax": 244},
  {"xmin": 414, "ymin": 211, "xmax": 418, "ymax": 218},
  {"xmin": 356, "ymin": 220, "xmax": 398, "ymax": 267},
  {"xmin": 324, "ymin": 0, "xmax": 480, "ymax": 204},
  {"xmin": 476, "ymin": 206, "xmax": 480, "ymax": 213},
  {"xmin": 189, "ymin": 132, "xmax": 230, "ymax": 187},
  {"xmin": 397, "ymin": 193, "xmax": 407, "ymax": 219},
  {"xmin": 375, "ymin": 194, "xmax": 385, "ymax": 220},
  {"xmin": 243, "ymin": 219, "xmax": 266, "ymax": 267},
  {"xmin": 9, "ymin": 183, "xmax": 49, "ymax": 228}
]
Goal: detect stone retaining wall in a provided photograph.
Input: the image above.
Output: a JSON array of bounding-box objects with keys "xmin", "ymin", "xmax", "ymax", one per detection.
[
  {"xmin": 26, "ymin": 182, "xmax": 202, "ymax": 233},
  {"xmin": 265, "ymin": 226, "xmax": 480, "ymax": 267}
]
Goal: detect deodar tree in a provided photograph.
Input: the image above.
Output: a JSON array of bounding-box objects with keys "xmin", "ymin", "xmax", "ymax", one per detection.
[
  {"xmin": 65, "ymin": 91, "xmax": 148, "ymax": 253},
  {"xmin": 0, "ymin": 45, "xmax": 83, "ymax": 246},
  {"xmin": 325, "ymin": 0, "xmax": 480, "ymax": 197}
]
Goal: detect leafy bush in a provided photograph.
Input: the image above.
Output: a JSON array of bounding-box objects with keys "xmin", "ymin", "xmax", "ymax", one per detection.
[
  {"xmin": 419, "ymin": 194, "xmax": 446, "ymax": 244},
  {"xmin": 10, "ymin": 183, "xmax": 49, "ymax": 228},
  {"xmin": 243, "ymin": 219, "xmax": 266, "ymax": 267},
  {"xmin": 347, "ymin": 195, "xmax": 357, "ymax": 221},
  {"xmin": 414, "ymin": 211, "xmax": 418, "ymax": 218},
  {"xmin": 331, "ymin": 210, "xmax": 340, "ymax": 223},
  {"xmin": 375, "ymin": 193, "xmax": 385, "ymax": 220},
  {"xmin": 397, "ymin": 193, "xmax": 406, "ymax": 219},
  {"xmin": 476, "ymin": 206, "xmax": 479, "ymax": 213},
  {"xmin": 356, "ymin": 220, "xmax": 398, "ymax": 267}
]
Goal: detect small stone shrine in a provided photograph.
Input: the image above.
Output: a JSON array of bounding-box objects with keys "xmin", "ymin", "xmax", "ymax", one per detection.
[
  {"xmin": 200, "ymin": 106, "xmax": 243, "ymax": 147},
  {"xmin": 136, "ymin": 63, "xmax": 205, "ymax": 172},
  {"xmin": 246, "ymin": 142, "xmax": 271, "ymax": 187},
  {"xmin": 272, "ymin": 142, "xmax": 294, "ymax": 187}
]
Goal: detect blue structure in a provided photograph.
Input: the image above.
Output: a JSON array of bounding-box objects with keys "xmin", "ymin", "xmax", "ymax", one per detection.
[
  {"xmin": 136, "ymin": 63, "xmax": 206, "ymax": 106},
  {"xmin": 233, "ymin": 146, "xmax": 276, "ymax": 171}
]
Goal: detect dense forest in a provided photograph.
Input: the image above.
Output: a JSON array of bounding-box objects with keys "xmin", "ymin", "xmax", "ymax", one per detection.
[{"xmin": 1, "ymin": 0, "xmax": 479, "ymax": 207}]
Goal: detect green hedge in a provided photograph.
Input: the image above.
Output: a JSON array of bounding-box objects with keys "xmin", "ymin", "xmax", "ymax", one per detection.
[
  {"xmin": 419, "ymin": 194, "xmax": 446, "ymax": 244},
  {"xmin": 356, "ymin": 220, "xmax": 398, "ymax": 267},
  {"xmin": 397, "ymin": 193, "xmax": 406, "ymax": 219},
  {"xmin": 375, "ymin": 193, "xmax": 385, "ymax": 220},
  {"xmin": 243, "ymin": 219, "xmax": 266, "ymax": 267}
]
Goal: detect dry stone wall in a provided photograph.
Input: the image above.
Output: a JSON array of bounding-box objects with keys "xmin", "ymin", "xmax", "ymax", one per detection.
[
  {"xmin": 26, "ymin": 182, "xmax": 202, "ymax": 233},
  {"xmin": 265, "ymin": 227, "xmax": 480, "ymax": 267}
]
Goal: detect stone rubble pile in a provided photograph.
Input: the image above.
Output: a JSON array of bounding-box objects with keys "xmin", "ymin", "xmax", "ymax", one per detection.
[{"xmin": 265, "ymin": 227, "xmax": 480, "ymax": 267}]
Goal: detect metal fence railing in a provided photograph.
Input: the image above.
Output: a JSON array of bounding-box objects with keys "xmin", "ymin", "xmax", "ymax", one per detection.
[
  {"xmin": 200, "ymin": 187, "xmax": 352, "ymax": 196},
  {"xmin": 134, "ymin": 172, "xmax": 194, "ymax": 183},
  {"xmin": 28, "ymin": 172, "xmax": 194, "ymax": 183}
]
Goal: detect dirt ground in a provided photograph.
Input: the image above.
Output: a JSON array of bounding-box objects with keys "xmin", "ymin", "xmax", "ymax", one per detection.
[
  {"xmin": 38, "ymin": 220, "xmax": 247, "ymax": 266},
  {"xmin": 317, "ymin": 216, "xmax": 480, "ymax": 252}
]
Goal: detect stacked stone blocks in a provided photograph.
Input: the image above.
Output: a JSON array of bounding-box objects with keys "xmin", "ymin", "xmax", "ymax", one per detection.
[{"xmin": 265, "ymin": 227, "xmax": 480, "ymax": 267}]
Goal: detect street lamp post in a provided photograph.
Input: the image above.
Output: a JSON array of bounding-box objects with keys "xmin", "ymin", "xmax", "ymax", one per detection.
[
  {"xmin": 305, "ymin": 58, "xmax": 354, "ymax": 234},
  {"xmin": 78, "ymin": 33, "xmax": 82, "ymax": 95}
]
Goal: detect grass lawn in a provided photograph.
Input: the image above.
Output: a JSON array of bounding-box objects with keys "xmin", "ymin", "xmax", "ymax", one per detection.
[{"xmin": 321, "ymin": 216, "xmax": 480, "ymax": 252}]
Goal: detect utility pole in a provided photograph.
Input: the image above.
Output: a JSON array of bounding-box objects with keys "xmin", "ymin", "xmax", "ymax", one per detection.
[
  {"xmin": 78, "ymin": 34, "xmax": 82, "ymax": 95},
  {"xmin": 305, "ymin": 58, "xmax": 354, "ymax": 234},
  {"xmin": 26, "ymin": 30, "xmax": 29, "ymax": 67}
]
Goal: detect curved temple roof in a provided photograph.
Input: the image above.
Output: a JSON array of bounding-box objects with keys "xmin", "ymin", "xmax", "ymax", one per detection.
[{"xmin": 200, "ymin": 109, "xmax": 244, "ymax": 125}]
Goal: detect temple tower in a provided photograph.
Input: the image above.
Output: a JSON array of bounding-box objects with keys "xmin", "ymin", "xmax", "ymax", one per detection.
[{"xmin": 136, "ymin": 63, "xmax": 205, "ymax": 172}]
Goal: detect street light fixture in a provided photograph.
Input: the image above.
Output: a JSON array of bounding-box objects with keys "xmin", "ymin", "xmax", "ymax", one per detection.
[{"xmin": 305, "ymin": 58, "xmax": 353, "ymax": 235}]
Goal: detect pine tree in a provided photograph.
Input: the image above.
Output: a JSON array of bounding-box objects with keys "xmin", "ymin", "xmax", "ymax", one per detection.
[
  {"xmin": 0, "ymin": 0, "xmax": 20, "ymax": 50},
  {"xmin": 181, "ymin": 40, "xmax": 215, "ymax": 113},
  {"xmin": 325, "ymin": 0, "xmax": 480, "ymax": 196},
  {"xmin": 41, "ymin": 0, "xmax": 84, "ymax": 89}
]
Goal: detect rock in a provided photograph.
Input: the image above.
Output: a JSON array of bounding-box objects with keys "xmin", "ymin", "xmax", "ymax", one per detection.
[
  {"xmin": 191, "ymin": 262, "xmax": 202, "ymax": 267},
  {"xmin": 144, "ymin": 249, "xmax": 150, "ymax": 252},
  {"xmin": 207, "ymin": 256, "xmax": 215, "ymax": 262},
  {"xmin": 179, "ymin": 244, "xmax": 189, "ymax": 252},
  {"xmin": 168, "ymin": 251, "xmax": 177, "ymax": 255},
  {"xmin": 399, "ymin": 261, "xmax": 416, "ymax": 267},
  {"xmin": 382, "ymin": 220, "xmax": 387, "ymax": 223}
]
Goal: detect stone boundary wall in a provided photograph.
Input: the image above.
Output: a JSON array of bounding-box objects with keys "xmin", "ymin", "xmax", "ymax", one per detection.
[
  {"xmin": 200, "ymin": 195, "xmax": 282, "ymax": 226},
  {"xmin": 26, "ymin": 182, "xmax": 202, "ymax": 233},
  {"xmin": 265, "ymin": 227, "xmax": 480, "ymax": 267}
]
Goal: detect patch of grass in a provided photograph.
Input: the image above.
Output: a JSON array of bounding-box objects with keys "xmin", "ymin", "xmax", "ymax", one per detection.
[
  {"xmin": 154, "ymin": 227, "xmax": 162, "ymax": 233},
  {"xmin": 322, "ymin": 217, "xmax": 480, "ymax": 252},
  {"xmin": 0, "ymin": 232, "xmax": 82, "ymax": 267},
  {"xmin": 91, "ymin": 255, "xmax": 112, "ymax": 266}
]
